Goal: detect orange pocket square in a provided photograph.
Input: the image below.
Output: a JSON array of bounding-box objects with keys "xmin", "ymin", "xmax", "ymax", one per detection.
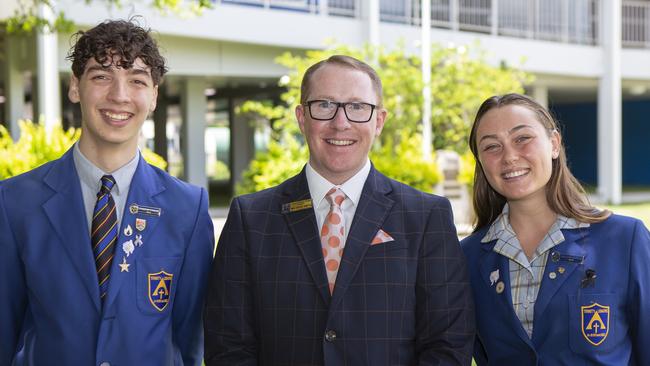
[{"xmin": 371, "ymin": 229, "xmax": 394, "ymax": 245}]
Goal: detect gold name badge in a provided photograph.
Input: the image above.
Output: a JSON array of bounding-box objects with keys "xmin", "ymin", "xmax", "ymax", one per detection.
[{"xmin": 281, "ymin": 199, "xmax": 313, "ymax": 214}]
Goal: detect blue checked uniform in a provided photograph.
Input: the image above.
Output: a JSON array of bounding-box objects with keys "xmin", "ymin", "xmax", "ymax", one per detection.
[
  {"xmin": 0, "ymin": 148, "xmax": 215, "ymax": 366},
  {"xmin": 461, "ymin": 213, "xmax": 650, "ymax": 365}
]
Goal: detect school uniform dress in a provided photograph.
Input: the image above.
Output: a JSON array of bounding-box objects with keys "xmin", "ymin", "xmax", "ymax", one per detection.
[
  {"xmin": 461, "ymin": 204, "xmax": 650, "ymax": 365},
  {"xmin": 0, "ymin": 147, "xmax": 215, "ymax": 366}
]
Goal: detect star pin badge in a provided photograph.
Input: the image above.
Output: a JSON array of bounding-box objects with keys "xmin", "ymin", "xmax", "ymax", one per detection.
[{"xmin": 119, "ymin": 256, "xmax": 130, "ymax": 272}]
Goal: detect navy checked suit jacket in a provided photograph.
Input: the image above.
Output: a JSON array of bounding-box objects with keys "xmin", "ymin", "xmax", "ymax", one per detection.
[{"xmin": 204, "ymin": 166, "xmax": 475, "ymax": 365}]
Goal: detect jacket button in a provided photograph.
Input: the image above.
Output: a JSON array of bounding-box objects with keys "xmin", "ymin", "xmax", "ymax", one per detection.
[{"xmin": 325, "ymin": 329, "xmax": 337, "ymax": 342}]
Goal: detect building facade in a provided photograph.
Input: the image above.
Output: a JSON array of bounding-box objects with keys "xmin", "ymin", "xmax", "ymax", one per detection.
[{"xmin": 1, "ymin": 0, "xmax": 649, "ymax": 203}]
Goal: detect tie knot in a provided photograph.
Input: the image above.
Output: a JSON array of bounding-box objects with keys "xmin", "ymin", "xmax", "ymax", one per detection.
[
  {"xmin": 99, "ymin": 175, "xmax": 116, "ymax": 194},
  {"xmin": 325, "ymin": 187, "xmax": 346, "ymax": 208}
]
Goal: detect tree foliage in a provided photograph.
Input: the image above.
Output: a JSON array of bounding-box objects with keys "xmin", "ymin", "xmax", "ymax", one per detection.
[
  {"xmin": 2, "ymin": 0, "xmax": 212, "ymax": 34},
  {"xmin": 237, "ymin": 42, "xmax": 530, "ymax": 194}
]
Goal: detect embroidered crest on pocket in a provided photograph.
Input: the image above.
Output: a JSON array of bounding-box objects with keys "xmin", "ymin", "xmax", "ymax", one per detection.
[
  {"xmin": 581, "ymin": 302, "xmax": 609, "ymax": 346},
  {"xmin": 148, "ymin": 270, "xmax": 173, "ymax": 311}
]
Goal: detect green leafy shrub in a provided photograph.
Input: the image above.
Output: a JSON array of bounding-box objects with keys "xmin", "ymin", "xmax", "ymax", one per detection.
[
  {"xmin": 370, "ymin": 130, "xmax": 441, "ymax": 192},
  {"xmin": 0, "ymin": 120, "xmax": 167, "ymax": 180},
  {"xmin": 236, "ymin": 134, "xmax": 307, "ymax": 195},
  {"xmin": 209, "ymin": 160, "xmax": 231, "ymax": 181},
  {"xmin": 141, "ymin": 146, "xmax": 168, "ymax": 171},
  {"xmin": 458, "ymin": 149, "xmax": 476, "ymax": 189}
]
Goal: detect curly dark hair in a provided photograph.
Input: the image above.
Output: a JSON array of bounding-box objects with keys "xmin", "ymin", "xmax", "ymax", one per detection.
[{"xmin": 67, "ymin": 18, "xmax": 168, "ymax": 85}]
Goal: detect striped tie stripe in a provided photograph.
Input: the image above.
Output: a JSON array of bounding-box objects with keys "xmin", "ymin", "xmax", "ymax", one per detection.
[{"xmin": 91, "ymin": 175, "xmax": 118, "ymax": 302}]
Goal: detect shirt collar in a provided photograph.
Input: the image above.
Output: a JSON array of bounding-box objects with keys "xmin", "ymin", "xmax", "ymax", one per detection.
[
  {"xmin": 305, "ymin": 158, "xmax": 371, "ymax": 208},
  {"xmin": 73, "ymin": 142, "xmax": 140, "ymax": 195},
  {"xmin": 481, "ymin": 203, "xmax": 590, "ymax": 245}
]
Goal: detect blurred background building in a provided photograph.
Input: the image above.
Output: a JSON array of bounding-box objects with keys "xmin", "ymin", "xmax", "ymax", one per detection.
[{"xmin": 1, "ymin": 0, "xmax": 649, "ymax": 205}]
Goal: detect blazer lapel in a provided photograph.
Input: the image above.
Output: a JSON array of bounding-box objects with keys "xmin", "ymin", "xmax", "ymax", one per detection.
[
  {"xmin": 329, "ymin": 168, "xmax": 394, "ymax": 311},
  {"xmin": 282, "ymin": 169, "xmax": 331, "ymax": 306},
  {"xmin": 533, "ymin": 228, "xmax": 588, "ymax": 323},
  {"xmin": 479, "ymin": 241, "xmax": 533, "ymax": 347},
  {"xmin": 42, "ymin": 149, "xmax": 101, "ymax": 311},
  {"xmin": 104, "ymin": 157, "xmax": 165, "ymax": 310}
]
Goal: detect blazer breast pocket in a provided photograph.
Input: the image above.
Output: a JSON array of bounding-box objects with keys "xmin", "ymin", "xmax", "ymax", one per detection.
[
  {"xmin": 568, "ymin": 293, "xmax": 623, "ymax": 354},
  {"xmin": 365, "ymin": 240, "xmax": 409, "ymax": 257},
  {"xmin": 136, "ymin": 257, "xmax": 182, "ymax": 315}
]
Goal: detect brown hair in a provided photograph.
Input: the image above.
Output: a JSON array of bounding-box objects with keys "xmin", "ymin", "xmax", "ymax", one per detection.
[
  {"xmin": 469, "ymin": 93, "xmax": 610, "ymax": 231},
  {"xmin": 300, "ymin": 55, "xmax": 383, "ymax": 107},
  {"xmin": 67, "ymin": 18, "xmax": 168, "ymax": 85}
]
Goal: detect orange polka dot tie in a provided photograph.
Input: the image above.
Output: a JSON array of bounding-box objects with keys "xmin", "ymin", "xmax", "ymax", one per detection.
[{"xmin": 321, "ymin": 187, "xmax": 346, "ymax": 294}]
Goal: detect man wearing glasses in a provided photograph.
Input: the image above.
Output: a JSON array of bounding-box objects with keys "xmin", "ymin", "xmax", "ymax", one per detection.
[{"xmin": 204, "ymin": 55, "xmax": 475, "ymax": 365}]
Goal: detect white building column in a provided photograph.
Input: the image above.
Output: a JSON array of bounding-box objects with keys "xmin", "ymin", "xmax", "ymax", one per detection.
[
  {"xmin": 3, "ymin": 35, "xmax": 25, "ymax": 141},
  {"xmin": 531, "ymin": 85, "xmax": 548, "ymax": 109},
  {"xmin": 35, "ymin": 3, "xmax": 61, "ymax": 128},
  {"xmin": 180, "ymin": 77, "xmax": 207, "ymax": 189},
  {"xmin": 365, "ymin": 0, "xmax": 380, "ymax": 47},
  {"xmin": 230, "ymin": 97, "xmax": 255, "ymax": 189},
  {"xmin": 421, "ymin": 0, "xmax": 432, "ymax": 159},
  {"xmin": 597, "ymin": 0, "xmax": 622, "ymax": 204}
]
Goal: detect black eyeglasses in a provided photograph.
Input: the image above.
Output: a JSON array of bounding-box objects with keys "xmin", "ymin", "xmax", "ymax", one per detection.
[{"xmin": 304, "ymin": 100, "xmax": 377, "ymax": 123}]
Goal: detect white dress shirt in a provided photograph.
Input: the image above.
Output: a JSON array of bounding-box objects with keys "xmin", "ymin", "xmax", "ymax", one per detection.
[{"xmin": 305, "ymin": 159, "xmax": 371, "ymax": 245}]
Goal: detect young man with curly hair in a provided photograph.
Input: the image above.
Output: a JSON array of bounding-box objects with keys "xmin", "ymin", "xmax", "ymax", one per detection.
[{"xmin": 0, "ymin": 19, "xmax": 214, "ymax": 366}]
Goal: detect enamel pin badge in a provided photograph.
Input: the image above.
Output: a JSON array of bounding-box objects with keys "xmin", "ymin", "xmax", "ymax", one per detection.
[
  {"xmin": 122, "ymin": 239, "xmax": 135, "ymax": 257},
  {"xmin": 489, "ymin": 269, "xmax": 500, "ymax": 286},
  {"xmin": 129, "ymin": 204, "xmax": 162, "ymax": 217},
  {"xmin": 119, "ymin": 256, "xmax": 130, "ymax": 272},
  {"xmin": 135, "ymin": 218, "xmax": 146, "ymax": 231},
  {"xmin": 495, "ymin": 281, "xmax": 505, "ymax": 294}
]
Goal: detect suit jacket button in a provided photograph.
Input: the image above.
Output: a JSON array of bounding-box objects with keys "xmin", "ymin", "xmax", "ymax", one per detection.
[{"xmin": 325, "ymin": 329, "xmax": 337, "ymax": 342}]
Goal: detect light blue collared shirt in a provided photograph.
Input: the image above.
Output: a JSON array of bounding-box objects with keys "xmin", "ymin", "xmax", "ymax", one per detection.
[
  {"xmin": 73, "ymin": 143, "xmax": 140, "ymax": 233},
  {"xmin": 481, "ymin": 203, "xmax": 590, "ymax": 337}
]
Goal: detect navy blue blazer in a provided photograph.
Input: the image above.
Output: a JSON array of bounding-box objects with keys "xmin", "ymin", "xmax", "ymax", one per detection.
[
  {"xmin": 461, "ymin": 214, "xmax": 650, "ymax": 365},
  {"xmin": 204, "ymin": 166, "xmax": 475, "ymax": 365},
  {"xmin": 0, "ymin": 148, "xmax": 215, "ymax": 366}
]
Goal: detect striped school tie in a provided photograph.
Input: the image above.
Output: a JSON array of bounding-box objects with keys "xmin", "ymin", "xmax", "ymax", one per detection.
[{"xmin": 91, "ymin": 175, "xmax": 118, "ymax": 302}]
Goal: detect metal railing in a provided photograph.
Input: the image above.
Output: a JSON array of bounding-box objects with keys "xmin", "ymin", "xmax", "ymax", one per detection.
[
  {"xmin": 215, "ymin": 0, "xmax": 650, "ymax": 49},
  {"xmin": 623, "ymin": 1, "xmax": 650, "ymax": 48}
]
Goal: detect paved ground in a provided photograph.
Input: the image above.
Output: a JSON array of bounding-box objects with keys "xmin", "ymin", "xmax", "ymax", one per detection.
[{"xmin": 209, "ymin": 207, "xmax": 228, "ymax": 241}]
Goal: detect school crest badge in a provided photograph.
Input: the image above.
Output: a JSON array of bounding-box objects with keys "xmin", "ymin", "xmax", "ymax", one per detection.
[
  {"xmin": 581, "ymin": 302, "xmax": 609, "ymax": 346},
  {"xmin": 148, "ymin": 271, "xmax": 173, "ymax": 311},
  {"xmin": 135, "ymin": 218, "xmax": 146, "ymax": 231}
]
